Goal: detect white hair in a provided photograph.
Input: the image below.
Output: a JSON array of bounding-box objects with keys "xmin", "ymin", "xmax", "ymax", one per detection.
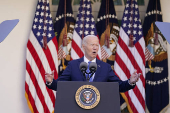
[{"xmin": 82, "ymin": 35, "xmax": 98, "ymax": 45}]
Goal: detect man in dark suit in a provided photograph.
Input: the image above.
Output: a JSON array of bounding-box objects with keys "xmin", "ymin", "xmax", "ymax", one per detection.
[{"xmin": 45, "ymin": 35, "xmax": 140, "ymax": 92}]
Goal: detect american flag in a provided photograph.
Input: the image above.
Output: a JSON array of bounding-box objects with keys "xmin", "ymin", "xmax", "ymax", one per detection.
[
  {"xmin": 71, "ymin": 0, "xmax": 101, "ymax": 60},
  {"xmin": 114, "ymin": 0, "xmax": 145, "ymax": 113},
  {"xmin": 25, "ymin": 0, "xmax": 58, "ymax": 113}
]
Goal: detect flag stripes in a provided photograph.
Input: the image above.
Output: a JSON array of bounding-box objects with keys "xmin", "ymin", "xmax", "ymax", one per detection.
[{"xmin": 25, "ymin": 0, "xmax": 58, "ymax": 112}]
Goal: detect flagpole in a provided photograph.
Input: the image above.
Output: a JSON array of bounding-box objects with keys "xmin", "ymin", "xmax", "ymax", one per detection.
[
  {"xmin": 129, "ymin": 0, "xmax": 134, "ymax": 47},
  {"xmin": 43, "ymin": 0, "xmax": 47, "ymax": 49}
]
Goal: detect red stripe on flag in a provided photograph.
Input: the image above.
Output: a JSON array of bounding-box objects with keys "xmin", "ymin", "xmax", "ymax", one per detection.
[
  {"xmin": 72, "ymin": 39, "xmax": 84, "ymax": 58},
  {"xmin": 115, "ymin": 52, "xmax": 145, "ymax": 110},
  {"xmin": 118, "ymin": 37, "xmax": 145, "ymax": 88},
  {"xmin": 26, "ymin": 60, "xmax": 50, "ymax": 113},
  {"xmin": 52, "ymin": 37, "xmax": 59, "ymax": 79},
  {"xmin": 135, "ymin": 41, "xmax": 145, "ymax": 66},
  {"xmin": 124, "ymin": 92, "xmax": 138, "ymax": 113},
  {"xmin": 43, "ymin": 37, "xmax": 58, "ymax": 80},
  {"xmin": 25, "ymin": 82, "xmax": 39, "ymax": 113},
  {"xmin": 27, "ymin": 40, "xmax": 56, "ymax": 107}
]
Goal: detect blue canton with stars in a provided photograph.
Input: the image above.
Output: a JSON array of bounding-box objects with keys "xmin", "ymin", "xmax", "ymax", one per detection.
[
  {"xmin": 32, "ymin": 0, "xmax": 55, "ymax": 47},
  {"xmin": 121, "ymin": 0, "xmax": 143, "ymax": 44},
  {"xmin": 74, "ymin": 0, "xmax": 97, "ymax": 38}
]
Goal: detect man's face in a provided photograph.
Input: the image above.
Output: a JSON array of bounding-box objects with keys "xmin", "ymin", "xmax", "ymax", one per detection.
[{"xmin": 82, "ymin": 36, "xmax": 99, "ymax": 61}]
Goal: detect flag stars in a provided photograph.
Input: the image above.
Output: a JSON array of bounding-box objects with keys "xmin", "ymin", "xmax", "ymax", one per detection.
[
  {"xmin": 90, "ymin": 31, "xmax": 94, "ymax": 35},
  {"xmin": 37, "ymin": 32, "xmax": 41, "ymax": 36},
  {"xmin": 133, "ymin": 30, "xmax": 137, "ymax": 35},
  {"xmin": 38, "ymin": 25, "xmax": 42, "ymax": 30},
  {"xmin": 44, "ymin": 26, "xmax": 47, "ymax": 30},
  {"xmin": 80, "ymin": 24, "xmax": 83, "ymax": 28},
  {"xmin": 135, "ymin": 11, "xmax": 138, "ymax": 15},
  {"xmin": 82, "ymin": 4, "xmax": 86, "ymax": 8},
  {"xmin": 41, "ymin": 6, "xmax": 45, "ymax": 10},
  {"xmin": 87, "ymin": 4, "xmax": 90, "ymax": 9},
  {"xmin": 126, "ymin": 4, "xmax": 129, "ymax": 8},
  {"xmin": 42, "ymin": 32, "xmax": 46, "ymax": 36},
  {"xmin": 128, "ymin": 24, "xmax": 132, "ymax": 28},
  {"xmin": 129, "ymin": 17, "xmax": 132, "ymax": 21},
  {"xmin": 134, "ymin": 17, "xmax": 138, "ymax": 22},
  {"xmin": 130, "ymin": 10, "xmax": 133, "ymax": 14},
  {"xmin": 45, "ymin": 20, "xmax": 48, "ymax": 24},
  {"xmin": 49, "ymin": 27, "xmax": 52, "ymax": 31},
  {"xmin": 85, "ymin": 24, "xmax": 89, "ymax": 28},
  {"xmin": 91, "ymin": 18, "xmax": 94, "ymax": 22},
  {"xmin": 34, "ymin": 18, "xmax": 38, "ymax": 22},
  {"xmin": 127, "ymin": 30, "xmax": 131, "ymax": 34},
  {"xmin": 48, "ymin": 33, "xmax": 52, "ymax": 38},
  {"xmin": 133, "ymin": 37, "xmax": 136, "ymax": 41},
  {"xmin": 135, "ymin": 4, "xmax": 138, "ymax": 9},
  {"xmin": 39, "ymin": 19, "xmax": 43, "ymax": 23},
  {"xmin": 87, "ymin": 11, "xmax": 90, "ymax": 15},
  {"xmin": 79, "ymin": 30, "xmax": 83, "ymax": 35},
  {"xmin": 36, "ymin": 12, "xmax": 39, "ymax": 16},
  {"xmin": 46, "ymin": 6, "xmax": 49, "ymax": 10},
  {"xmin": 138, "ymin": 31, "xmax": 142, "ymax": 35},
  {"xmin": 85, "ymin": 31, "xmax": 89, "ymax": 35},
  {"xmin": 41, "ymin": 12, "xmax": 44, "ymax": 16},
  {"xmin": 123, "ymin": 16, "xmax": 127, "ymax": 21},
  {"xmin": 81, "ymin": 17, "xmax": 84, "ymax": 21},
  {"xmin": 131, "ymin": 4, "xmax": 134, "ymax": 8},
  {"xmin": 46, "ymin": 13, "xmax": 49, "ymax": 17},
  {"xmin": 91, "ymin": 25, "xmax": 95, "ymax": 29},
  {"xmin": 86, "ymin": 18, "xmax": 90, "ymax": 22},
  {"xmin": 75, "ymin": 24, "xmax": 78, "ymax": 28},
  {"xmin": 138, "ymin": 25, "xmax": 142, "ymax": 29},
  {"xmin": 49, "ymin": 20, "xmax": 52, "ymax": 24},
  {"xmin": 123, "ymin": 23, "xmax": 127, "ymax": 28},
  {"xmin": 133, "ymin": 24, "xmax": 137, "ymax": 28},
  {"xmin": 33, "ymin": 24, "xmax": 37, "ymax": 29},
  {"xmin": 125, "ymin": 10, "xmax": 128, "ymax": 14},
  {"xmin": 37, "ymin": 5, "xmax": 40, "ymax": 9},
  {"xmin": 81, "ymin": 11, "xmax": 85, "ymax": 14}
]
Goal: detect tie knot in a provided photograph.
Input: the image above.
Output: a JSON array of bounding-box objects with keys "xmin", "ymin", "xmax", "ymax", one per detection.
[{"xmin": 88, "ymin": 61, "xmax": 91, "ymax": 65}]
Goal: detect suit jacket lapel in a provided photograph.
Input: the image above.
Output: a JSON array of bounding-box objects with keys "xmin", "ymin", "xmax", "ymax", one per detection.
[
  {"xmin": 77, "ymin": 57, "xmax": 86, "ymax": 81},
  {"xmin": 93, "ymin": 59, "xmax": 102, "ymax": 81}
]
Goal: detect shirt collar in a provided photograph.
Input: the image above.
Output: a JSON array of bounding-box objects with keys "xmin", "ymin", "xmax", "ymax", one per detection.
[{"xmin": 84, "ymin": 56, "xmax": 96, "ymax": 64}]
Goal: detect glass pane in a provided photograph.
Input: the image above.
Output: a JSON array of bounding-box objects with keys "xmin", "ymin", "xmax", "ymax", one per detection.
[
  {"xmin": 124, "ymin": 0, "xmax": 145, "ymax": 5},
  {"xmin": 114, "ymin": 0, "xmax": 122, "ymax": 5},
  {"xmin": 73, "ymin": 0, "xmax": 80, "ymax": 5},
  {"xmin": 52, "ymin": 0, "xmax": 60, "ymax": 5}
]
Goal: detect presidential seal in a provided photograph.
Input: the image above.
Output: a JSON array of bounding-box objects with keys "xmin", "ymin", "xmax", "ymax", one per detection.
[{"xmin": 75, "ymin": 85, "xmax": 100, "ymax": 109}]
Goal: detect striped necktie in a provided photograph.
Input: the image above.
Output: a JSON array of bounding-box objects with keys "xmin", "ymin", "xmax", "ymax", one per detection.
[{"xmin": 86, "ymin": 61, "xmax": 93, "ymax": 82}]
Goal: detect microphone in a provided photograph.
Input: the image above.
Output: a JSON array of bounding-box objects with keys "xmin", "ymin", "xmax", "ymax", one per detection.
[
  {"xmin": 89, "ymin": 62, "xmax": 97, "ymax": 74},
  {"xmin": 79, "ymin": 62, "xmax": 88, "ymax": 75}
]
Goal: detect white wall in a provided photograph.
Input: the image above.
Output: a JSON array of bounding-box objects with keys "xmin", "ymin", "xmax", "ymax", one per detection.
[
  {"xmin": 0, "ymin": 0, "xmax": 36, "ymax": 112},
  {"xmin": 161, "ymin": 0, "xmax": 170, "ymax": 112},
  {"xmin": 0, "ymin": 0, "xmax": 170, "ymax": 113}
]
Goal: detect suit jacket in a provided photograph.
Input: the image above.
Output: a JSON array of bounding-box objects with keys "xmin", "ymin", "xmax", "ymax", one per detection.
[{"xmin": 47, "ymin": 57, "xmax": 135, "ymax": 92}]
